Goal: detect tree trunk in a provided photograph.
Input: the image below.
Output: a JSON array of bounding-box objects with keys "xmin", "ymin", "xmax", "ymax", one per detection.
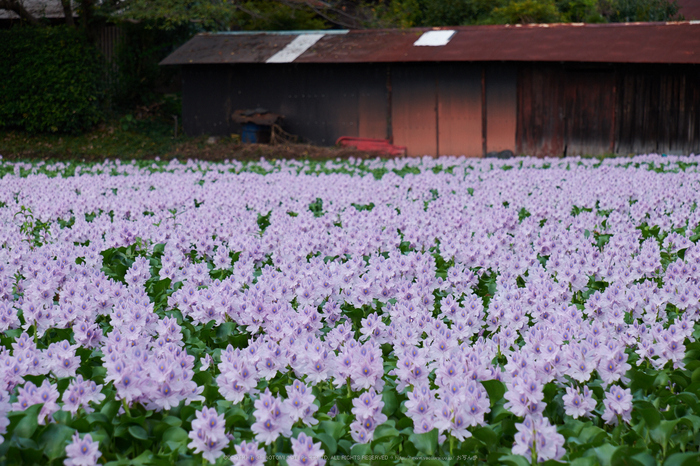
[
  {"xmin": 0, "ymin": 0, "xmax": 41, "ymax": 25},
  {"xmin": 61, "ymin": 0, "xmax": 75, "ymax": 26},
  {"xmin": 79, "ymin": 0, "xmax": 95, "ymax": 42}
]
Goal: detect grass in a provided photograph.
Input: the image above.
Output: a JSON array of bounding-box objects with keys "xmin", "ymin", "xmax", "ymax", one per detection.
[
  {"xmin": 1, "ymin": 113, "xmax": 638, "ymax": 162},
  {"xmin": 0, "ymin": 114, "xmax": 199, "ymax": 161},
  {"xmin": 0, "ymin": 114, "xmax": 393, "ymax": 163}
]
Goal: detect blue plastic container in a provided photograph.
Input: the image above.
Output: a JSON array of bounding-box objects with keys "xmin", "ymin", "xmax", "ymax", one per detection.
[{"xmin": 241, "ymin": 123, "xmax": 271, "ymax": 144}]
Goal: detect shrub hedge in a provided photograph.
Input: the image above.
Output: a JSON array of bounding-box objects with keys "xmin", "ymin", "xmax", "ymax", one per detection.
[{"xmin": 0, "ymin": 26, "xmax": 104, "ymax": 134}]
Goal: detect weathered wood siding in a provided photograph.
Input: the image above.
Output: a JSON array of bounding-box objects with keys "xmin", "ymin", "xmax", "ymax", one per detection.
[
  {"xmin": 437, "ymin": 64, "xmax": 482, "ymax": 157},
  {"xmin": 183, "ymin": 62, "xmax": 700, "ymax": 156},
  {"xmin": 518, "ymin": 63, "xmax": 700, "ymax": 157},
  {"xmin": 615, "ymin": 66, "xmax": 700, "ymax": 155},
  {"xmin": 486, "ymin": 64, "xmax": 517, "ymax": 155}
]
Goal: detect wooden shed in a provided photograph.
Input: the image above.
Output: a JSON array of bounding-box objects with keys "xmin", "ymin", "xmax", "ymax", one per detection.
[{"xmin": 161, "ymin": 22, "xmax": 700, "ymax": 157}]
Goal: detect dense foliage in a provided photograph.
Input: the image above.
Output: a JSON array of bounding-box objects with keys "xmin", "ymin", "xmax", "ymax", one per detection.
[
  {"xmin": 0, "ymin": 26, "xmax": 105, "ymax": 134},
  {"xmin": 1, "ymin": 155, "xmax": 700, "ymax": 465},
  {"xmin": 377, "ymin": 0, "xmax": 683, "ymax": 28},
  {"xmin": 110, "ymin": 22, "xmax": 192, "ymax": 111},
  {"xmin": 116, "ymin": 0, "xmax": 683, "ymax": 31}
]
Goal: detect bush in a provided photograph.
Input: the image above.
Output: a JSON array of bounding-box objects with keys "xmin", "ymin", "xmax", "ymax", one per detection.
[
  {"xmin": 111, "ymin": 22, "xmax": 193, "ymax": 110},
  {"xmin": 0, "ymin": 26, "xmax": 104, "ymax": 134}
]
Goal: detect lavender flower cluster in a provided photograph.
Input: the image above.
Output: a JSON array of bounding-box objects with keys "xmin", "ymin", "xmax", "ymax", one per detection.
[{"xmin": 0, "ymin": 154, "xmax": 698, "ymax": 464}]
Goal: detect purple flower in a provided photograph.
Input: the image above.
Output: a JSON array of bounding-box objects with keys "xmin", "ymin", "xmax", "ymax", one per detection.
[
  {"xmin": 327, "ymin": 404, "xmax": 338, "ymax": 418},
  {"xmin": 512, "ymin": 415, "xmax": 565, "ymax": 462},
  {"xmin": 288, "ymin": 432, "xmax": 326, "ymax": 466},
  {"xmin": 61, "ymin": 375, "xmax": 105, "ymax": 416},
  {"xmin": 251, "ymin": 388, "xmax": 293, "ymax": 445},
  {"xmin": 284, "ymin": 379, "xmax": 318, "ymax": 426},
  {"xmin": 350, "ymin": 389, "xmax": 386, "ymax": 443},
  {"xmin": 13, "ymin": 380, "xmax": 59, "ymax": 425},
  {"xmin": 602, "ymin": 385, "xmax": 633, "ymax": 425},
  {"xmin": 233, "ymin": 440, "xmax": 266, "ymax": 466},
  {"xmin": 0, "ymin": 388, "xmax": 10, "ymax": 445},
  {"xmin": 187, "ymin": 406, "xmax": 229, "ymax": 463},
  {"xmin": 562, "ymin": 386, "xmax": 596, "ymax": 419},
  {"xmin": 64, "ymin": 431, "xmax": 100, "ymax": 466}
]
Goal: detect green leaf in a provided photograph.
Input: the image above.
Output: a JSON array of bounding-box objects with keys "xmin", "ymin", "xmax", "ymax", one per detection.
[
  {"xmin": 38, "ymin": 423, "xmax": 75, "ymax": 461},
  {"xmin": 101, "ymin": 400, "xmax": 120, "ymax": 419},
  {"xmin": 409, "ymin": 429, "xmax": 438, "ymax": 456},
  {"xmin": 337, "ymin": 439, "xmax": 353, "ymax": 454},
  {"xmin": 629, "ymin": 367, "xmax": 657, "ymax": 393},
  {"xmin": 15, "ymin": 436, "xmax": 40, "ymax": 450},
  {"xmin": 86, "ymin": 412, "xmax": 110, "ymax": 425},
  {"xmin": 52, "ymin": 410, "xmax": 71, "ymax": 425},
  {"xmin": 651, "ymin": 419, "xmax": 681, "ymax": 448},
  {"xmin": 498, "ymin": 454, "xmax": 532, "ymax": 466},
  {"xmin": 319, "ymin": 420, "xmax": 345, "ymax": 441},
  {"xmin": 630, "ymin": 452, "xmax": 657, "ymax": 466},
  {"xmin": 128, "ymin": 425, "xmax": 149, "ymax": 440},
  {"xmin": 373, "ymin": 423, "xmax": 399, "ymax": 441},
  {"xmin": 131, "ymin": 449, "xmax": 154, "ymax": 465},
  {"xmin": 481, "ymin": 379, "xmax": 506, "ymax": 407},
  {"xmin": 472, "ymin": 425, "xmax": 499, "ymax": 449},
  {"xmin": 636, "ymin": 406, "xmax": 661, "ymax": 429},
  {"xmin": 215, "ymin": 321, "xmax": 237, "ymax": 340},
  {"xmin": 382, "ymin": 389, "xmax": 398, "ymax": 417},
  {"xmin": 316, "ymin": 433, "xmax": 337, "ymax": 456},
  {"xmin": 592, "ymin": 443, "xmax": 618, "ymax": 466},
  {"xmin": 664, "ymin": 452, "xmax": 700, "ymax": 466},
  {"xmin": 162, "ymin": 426, "xmax": 188, "ymax": 444},
  {"xmin": 350, "ymin": 442, "xmax": 372, "ymax": 458},
  {"xmin": 13, "ymin": 404, "xmax": 41, "ymax": 438},
  {"xmin": 161, "ymin": 416, "xmax": 182, "ymax": 427},
  {"xmin": 419, "ymin": 460, "xmax": 446, "ymax": 466},
  {"xmin": 570, "ymin": 458, "xmax": 599, "ymax": 466},
  {"xmin": 577, "ymin": 425, "xmax": 608, "ymax": 446}
]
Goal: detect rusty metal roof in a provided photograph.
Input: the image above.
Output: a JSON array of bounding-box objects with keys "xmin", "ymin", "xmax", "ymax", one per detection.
[{"xmin": 160, "ymin": 22, "xmax": 700, "ymax": 66}]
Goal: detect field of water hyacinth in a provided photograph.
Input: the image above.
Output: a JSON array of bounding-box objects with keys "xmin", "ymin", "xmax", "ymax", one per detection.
[{"xmin": 2, "ymin": 154, "xmax": 700, "ymax": 466}]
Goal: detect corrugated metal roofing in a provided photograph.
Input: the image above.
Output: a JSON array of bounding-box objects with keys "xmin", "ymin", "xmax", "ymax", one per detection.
[{"xmin": 161, "ymin": 22, "xmax": 700, "ymax": 66}]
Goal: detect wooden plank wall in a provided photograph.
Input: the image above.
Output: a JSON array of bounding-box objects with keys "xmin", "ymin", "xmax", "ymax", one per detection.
[
  {"xmin": 437, "ymin": 64, "xmax": 482, "ymax": 157},
  {"xmin": 391, "ymin": 64, "xmax": 438, "ymax": 156},
  {"xmin": 519, "ymin": 63, "xmax": 700, "ymax": 157},
  {"xmin": 183, "ymin": 65, "xmax": 231, "ymax": 136},
  {"xmin": 485, "ymin": 64, "xmax": 517, "ymax": 155},
  {"xmin": 358, "ymin": 65, "xmax": 389, "ymax": 140},
  {"xmin": 563, "ymin": 67, "xmax": 615, "ymax": 157},
  {"xmin": 184, "ymin": 62, "xmax": 699, "ymax": 156},
  {"xmin": 517, "ymin": 64, "xmax": 566, "ymax": 157},
  {"xmin": 616, "ymin": 66, "xmax": 700, "ymax": 155}
]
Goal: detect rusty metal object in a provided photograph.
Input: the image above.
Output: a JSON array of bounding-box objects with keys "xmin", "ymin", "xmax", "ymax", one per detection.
[
  {"xmin": 231, "ymin": 109, "xmax": 282, "ymax": 126},
  {"xmin": 336, "ymin": 137, "xmax": 407, "ymax": 156},
  {"xmin": 163, "ymin": 23, "xmax": 700, "ymax": 66},
  {"xmin": 161, "ymin": 34, "xmax": 293, "ymax": 65}
]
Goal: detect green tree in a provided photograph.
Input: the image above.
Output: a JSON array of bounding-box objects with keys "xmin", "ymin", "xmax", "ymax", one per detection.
[
  {"xmin": 603, "ymin": 0, "xmax": 682, "ymax": 22},
  {"xmin": 366, "ymin": 0, "xmax": 682, "ymax": 26},
  {"xmin": 490, "ymin": 0, "xmax": 564, "ymax": 23},
  {"xmin": 112, "ymin": 0, "xmax": 369, "ymax": 31},
  {"xmin": 421, "ymin": 0, "xmax": 501, "ymax": 26},
  {"xmin": 557, "ymin": 0, "xmax": 606, "ymax": 22}
]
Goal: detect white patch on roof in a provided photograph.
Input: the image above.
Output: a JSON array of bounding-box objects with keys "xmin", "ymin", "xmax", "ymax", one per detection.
[
  {"xmin": 266, "ymin": 34, "xmax": 325, "ymax": 63},
  {"xmin": 413, "ymin": 30, "xmax": 456, "ymax": 46},
  {"xmin": 690, "ymin": 20, "xmax": 700, "ymax": 24}
]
